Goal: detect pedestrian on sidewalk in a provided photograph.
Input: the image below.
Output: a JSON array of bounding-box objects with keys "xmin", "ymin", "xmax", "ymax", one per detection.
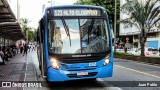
[
  {"xmin": 23, "ymin": 43, "xmax": 29, "ymax": 56},
  {"xmin": 32, "ymin": 44, "xmax": 35, "ymax": 51},
  {"xmin": 2, "ymin": 46, "xmax": 8, "ymax": 61},
  {"xmin": 0, "ymin": 47, "xmax": 5, "ymax": 64},
  {"xmin": 19, "ymin": 43, "xmax": 23, "ymax": 54}
]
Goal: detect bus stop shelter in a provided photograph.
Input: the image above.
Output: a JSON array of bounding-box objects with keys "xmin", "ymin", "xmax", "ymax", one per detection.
[{"xmin": 0, "ymin": 0, "xmax": 25, "ymax": 41}]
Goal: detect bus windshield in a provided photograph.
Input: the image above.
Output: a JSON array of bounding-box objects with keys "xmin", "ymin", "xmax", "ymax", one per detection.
[{"xmin": 48, "ymin": 18, "xmax": 110, "ymax": 54}]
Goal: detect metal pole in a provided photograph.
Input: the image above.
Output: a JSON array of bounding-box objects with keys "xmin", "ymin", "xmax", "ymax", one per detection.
[
  {"xmin": 27, "ymin": 30, "xmax": 28, "ymax": 42},
  {"xmin": 4, "ymin": 38, "xmax": 5, "ymax": 47},
  {"xmin": 114, "ymin": 0, "xmax": 117, "ymax": 52},
  {"xmin": 17, "ymin": 0, "xmax": 20, "ymax": 22}
]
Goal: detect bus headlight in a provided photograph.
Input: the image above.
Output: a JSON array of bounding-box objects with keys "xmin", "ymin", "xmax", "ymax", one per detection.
[
  {"xmin": 50, "ymin": 57, "xmax": 60, "ymax": 69},
  {"xmin": 103, "ymin": 55, "xmax": 110, "ymax": 66}
]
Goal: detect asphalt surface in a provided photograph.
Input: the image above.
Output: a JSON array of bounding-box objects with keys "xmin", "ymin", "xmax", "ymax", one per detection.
[{"xmin": 25, "ymin": 52, "xmax": 160, "ymax": 90}]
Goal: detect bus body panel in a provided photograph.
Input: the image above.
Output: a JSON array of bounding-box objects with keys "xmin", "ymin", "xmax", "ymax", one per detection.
[
  {"xmin": 47, "ymin": 54, "xmax": 113, "ymax": 82},
  {"xmin": 47, "ymin": 62, "xmax": 113, "ymax": 82}
]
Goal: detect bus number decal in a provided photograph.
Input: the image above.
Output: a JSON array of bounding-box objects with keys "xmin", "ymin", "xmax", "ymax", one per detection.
[
  {"xmin": 54, "ymin": 10, "xmax": 62, "ymax": 16},
  {"xmin": 89, "ymin": 62, "xmax": 96, "ymax": 66}
]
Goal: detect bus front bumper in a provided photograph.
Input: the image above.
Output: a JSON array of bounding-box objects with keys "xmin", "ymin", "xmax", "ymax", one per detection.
[{"xmin": 47, "ymin": 63, "xmax": 113, "ymax": 82}]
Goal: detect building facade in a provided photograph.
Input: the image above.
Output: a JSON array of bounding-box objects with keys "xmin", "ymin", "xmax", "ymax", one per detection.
[{"xmin": 120, "ymin": 0, "xmax": 160, "ymax": 49}]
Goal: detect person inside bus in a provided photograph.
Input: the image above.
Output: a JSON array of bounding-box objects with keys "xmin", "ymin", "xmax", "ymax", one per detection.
[
  {"xmin": 82, "ymin": 26, "xmax": 100, "ymax": 41},
  {"xmin": 89, "ymin": 26, "xmax": 101, "ymax": 42},
  {"xmin": 82, "ymin": 26, "xmax": 101, "ymax": 52}
]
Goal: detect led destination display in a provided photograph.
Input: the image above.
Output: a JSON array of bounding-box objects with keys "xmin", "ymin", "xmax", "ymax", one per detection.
[{"xmin": 53, "ymin": 9, "xmax": 101, "ymax": 16}]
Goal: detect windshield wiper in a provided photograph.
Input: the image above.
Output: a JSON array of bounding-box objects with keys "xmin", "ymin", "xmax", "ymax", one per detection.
[
  {"xmin": 62, "ymin": 18, "xmax": 71, "ymax": 46},
  {"xmin": 66, "ymin": 25, "xmax": 71, "ymax": 46}
]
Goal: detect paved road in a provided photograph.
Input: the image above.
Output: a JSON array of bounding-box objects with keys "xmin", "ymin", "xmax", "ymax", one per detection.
[{"xmin": 25, "ymin": 52, "xmax": 160, "ymax": 90}]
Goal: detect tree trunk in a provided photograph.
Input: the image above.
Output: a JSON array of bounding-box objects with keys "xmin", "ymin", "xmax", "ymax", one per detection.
[
  {"xmin": 140, "ymin": 28, "xmax": 147, "ymax": 56},
  {"xmin": 140, "ymin": 42, "xmax": 145, "ymax": 56}
]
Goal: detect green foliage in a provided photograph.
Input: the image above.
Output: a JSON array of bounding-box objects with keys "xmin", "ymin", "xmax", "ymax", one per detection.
[
  {"xmin": 114, "ymin": 52, "xmax": 125, "ymax": 55},
  {"xmin": 20, "ymin": 18, "xmax": 30, "ymax": 38},
  {"xmin": 121, "ymin": 0, "xmax": 160, "ymax": 31},
  {"xmin": 20, "ymin": 18, "xmax": 36, "ymax": 41},
  {"xmin": 28, "ymin": 30, "xmax": 35, "ymax": 41}
]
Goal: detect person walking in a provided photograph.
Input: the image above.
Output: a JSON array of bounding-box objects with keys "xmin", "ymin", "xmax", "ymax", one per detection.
[
  {"xmin": 20, "ymin": 43, "xmax": 23, "ymax": 54},
  {"xmin": 2, "ymin": 46, "xmax": 8, "ymax": 61},
  {"xmin": 0, "ymin": 47, "xmax": 5, "ymax": 64},
  {"xmin": 23, "ymin": 44, "xmax": 28, "ymax": 56}
]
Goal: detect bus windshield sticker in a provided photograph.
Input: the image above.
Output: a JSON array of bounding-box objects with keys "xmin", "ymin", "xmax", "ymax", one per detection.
[
  {"xmin": 54, "ymin": 9, "xmax": 101, "ymax": 16},
  {"xmin": 82, "ymin": 42, "xmax": 87, "ymax": 48}
]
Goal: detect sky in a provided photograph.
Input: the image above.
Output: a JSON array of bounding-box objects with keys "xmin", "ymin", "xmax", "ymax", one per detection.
[{"xmin": 15, "ymin": 0, "xmax": 78, "ymax": 28}]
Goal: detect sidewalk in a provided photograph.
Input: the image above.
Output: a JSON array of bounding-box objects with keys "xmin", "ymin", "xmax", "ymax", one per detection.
[
  {"xmin": 0, "ymin": 51, "xmax": 38, "ymax": 90},
  {"xmin": 0, "ymin": 54, "xmax": 27, "ymax": 81}
]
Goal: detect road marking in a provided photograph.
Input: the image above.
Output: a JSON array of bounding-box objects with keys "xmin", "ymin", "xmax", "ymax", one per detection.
[
  {"xmin": 115, "ymin": 65, "xmax": 160, "ymax": 79},
  {"xmin": 114, "ymin": 58, "xmax": 160, "ymax": 68},
  {"xmin": 23, "ymin": 54, "xmax": 28, "ymax": 90},
  {"xmin": 137, "ymin": 62, "xmax": 160, "ymax": 68},
  {"xmin": 25, "ymin": 54, "xmax": 28, "ymax": 80},
  {"xmin": 97, "ymin": 78, "xmax": 104, "ymax": 81},
  {"xmin": 97, "ymin": 78, "xmax": 123, "ymax": 90}
]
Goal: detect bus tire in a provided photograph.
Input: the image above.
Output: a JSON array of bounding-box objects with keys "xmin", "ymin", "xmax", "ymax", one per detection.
[{"xmin": 43, "ymin": 56, "xmax": 47, "ymax": 77}]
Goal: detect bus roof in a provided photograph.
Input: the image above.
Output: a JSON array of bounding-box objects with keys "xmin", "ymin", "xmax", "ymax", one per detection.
[{"xmin": 45, "ymin": 5, "xmax": 106, "ymax": 12}]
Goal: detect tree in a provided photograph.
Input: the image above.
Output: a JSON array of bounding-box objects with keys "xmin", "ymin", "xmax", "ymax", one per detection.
[
  {"xmin": 24, "ymin": 28, "xmax": 36, "ymax": 42},
  {"xmin": 28, "ymin": 30, "xmax": 35, "ymax": 41},
  {"xmin": 120, "ymin": 0, "xmax": 160, "ymax": 56},
  {"xmin": 20, "ymin": 18, "xmax": 36, "ymax": 42},
  {"xmin": 20, "ymin": 18, "xmax": 30, "ymax": 38}
]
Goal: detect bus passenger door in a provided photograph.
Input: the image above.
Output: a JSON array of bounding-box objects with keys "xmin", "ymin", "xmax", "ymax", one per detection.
[{"xmin": 38, "ymin": 19, "xmax": 47, "ymax": 78}]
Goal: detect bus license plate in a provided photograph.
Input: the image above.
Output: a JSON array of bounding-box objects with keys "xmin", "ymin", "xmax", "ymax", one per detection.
[{"xmin": 77, "ymin": 72, "xmax": 88, "ymax": 76}]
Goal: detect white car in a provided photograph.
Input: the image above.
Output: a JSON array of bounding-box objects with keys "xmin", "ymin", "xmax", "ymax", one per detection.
[
  {"xmin": 127, "ymin": 47, "xmax": 160, "ymax": 57},
  {"xmin": 145, "ymin": 47, "xmax": 159, "ymax": 57},
  {"xmin": 112, "ymin": 46, "xmax": 125, "ymax": 53},
  {"xmin": 126, "ymin": 48, "xmax": 139, "ymax": 55},
  {"xmin": 116, "ymin": 48, "xmax": 125, "ymax": 53}
]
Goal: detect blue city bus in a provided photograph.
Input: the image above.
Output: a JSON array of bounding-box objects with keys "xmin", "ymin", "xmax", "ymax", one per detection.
[{"xmin": 37, "ymin": 5, "xmax": 113, "ymax": 82}]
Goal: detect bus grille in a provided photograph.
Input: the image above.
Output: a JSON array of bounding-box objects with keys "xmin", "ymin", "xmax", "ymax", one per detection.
[
  {"xmin": 67, "ymin": 72, "xmax": 97, "ymax": 78},
  {"xmin": 59, "ymin": 56, "xmax": 103, "ymax": 64}
]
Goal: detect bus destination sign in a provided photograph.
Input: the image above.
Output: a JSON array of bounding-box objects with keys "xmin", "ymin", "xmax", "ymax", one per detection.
[{"xmin": 53, "ymin": 9, "xmax": 101, "ymax": 16}]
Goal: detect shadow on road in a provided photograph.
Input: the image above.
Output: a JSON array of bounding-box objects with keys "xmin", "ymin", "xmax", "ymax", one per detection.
[{"xmin": 44, "ymin": 79, "xmax": 106, "ymax": 89}]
